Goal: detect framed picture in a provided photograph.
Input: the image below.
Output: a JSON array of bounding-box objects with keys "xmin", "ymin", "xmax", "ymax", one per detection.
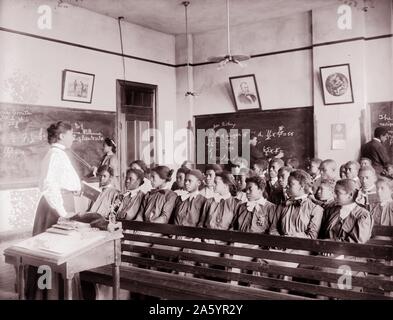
[
  {"xmin": 319, "ymin": 64, "xmax": 354, "ymax": 105},
  {"xmin": 61, "ymin": 69, "xmax": 95, "ymax": 103},
  {"xmin": 229, "ymin": 74, "xmax": 262, "ymax": 111}
]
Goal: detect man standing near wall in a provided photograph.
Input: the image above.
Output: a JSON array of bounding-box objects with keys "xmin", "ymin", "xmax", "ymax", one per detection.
[{"xmin": 360, "ymin": 127, "xmax": 390, "ymax": 175}]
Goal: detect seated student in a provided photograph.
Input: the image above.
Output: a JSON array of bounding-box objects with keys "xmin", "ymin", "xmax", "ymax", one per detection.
[
  {"xmin": 162, "ymin": 170, "xmax": 206, "ymax": 262},
  {"xmin": 264, "ymin": 170, "xmax": 323, "ymax": 274},
  {"xmin": 234, "ymin": 168, "xmax": 249, "ymax": 203},
  {"xmin": 171, "ymin": 169, "xmax": 206, "ymax": 227},
  {"xmin": 285, "ymin": 157, "xmax": 300, "ymax": 170},
  {"xmin": 370, "ymin": 177, "xmax": 393, "ymax": 228},
  {"xmin": 314, "ymin": 179, "xmax": 336, "ymax": 209},
  {"xmin": 317, "ymin": 179, "xmax": 372, "ymax": 296},
  {"xmin": 381, "ymin": 163, "xmax": 393, "ymax": 180},
  {"xmin": 115, "ymin": 168, "xmax": 145, "ymax": 221},
  {"xmin": 319, "ymin": 179, "xmax": 372, "ymax": 244},
  {"xmin": 345, "ymin": 160, "xmax": 361, "ymax": 188},
  {"xmin": 269, "ymin": 166, "xmax": 292, "ymax": 205},
  {"xmin": 252, "ymin": 158, "xmax": 269, "ymax": 180},
  {"xmin": 171, "ymin": 167, "xmax": 190, "ymax": 195},
  {"xmin": 265, "ymin": 158, "xmax": 284, "ymax": 201},
  {"xmin": 231, "ymin": 176, "xmax": 276, "ymax": 234},
  {"xmin": 306, "ymin": 158, "xmax": 322, "ymax": 194},
  {"xmin": 136, "ymin": 165, "xmax": 177, "ymax": 224},
  {"xmin": 360, "ymin": 157, "xmax": 372, "ymax": 168},
  {"xmin": 269, "ymin": 170, "xmax": 323, "ymax": 240},
  {"xmin": 356, "ymin": 165, "xmax": 378, "ymax": 210},
  {"xmin": 87, "ymin": 165, "xmax": 119, "ymax": 218},
  {"xmin": 198, "ymin": 171, "xmax": 240, "ymax": 230},
  {"xmin": 129, "ymin": 160, "xmax": 152, "ymax": 194},
  {"xmin": 199, "ymin": 164, "xmax": 222, "ymax": 199},
  {"xmin": 339, "ymin": 164, "xmax": 347, "ymax": 179},
  {"xmin": 229, "ymin": 176, "xmax": 276, "ymax": 281},
  {"xmin": 320, "ymin": 159, "xmax": 338, "ymax": 181}
]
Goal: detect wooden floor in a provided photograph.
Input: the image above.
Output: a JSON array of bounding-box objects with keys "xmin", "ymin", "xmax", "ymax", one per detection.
[{"xmin": 0, "ymin": 234, "xmax": 30, "ymax": 300}]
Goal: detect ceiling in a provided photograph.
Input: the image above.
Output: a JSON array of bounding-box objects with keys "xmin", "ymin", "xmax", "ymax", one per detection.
[{"xmin": 63, "ymin": 0, "xmax": 342, "ymax": 35}]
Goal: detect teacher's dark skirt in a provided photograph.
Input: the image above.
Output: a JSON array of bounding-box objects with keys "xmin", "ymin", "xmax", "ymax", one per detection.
[{"xmin": 26, "ymin": 196, "xmax": 83, "ymax": 300}]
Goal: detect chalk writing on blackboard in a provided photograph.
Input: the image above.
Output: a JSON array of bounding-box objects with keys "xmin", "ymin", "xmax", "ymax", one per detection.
[
  {"xmin": 0, "ymin": 102, "xmax": 115, "ymax": 189},
  {"xmin": 195, "ymin": 107, "xmax": 314, "ymax": 170}
]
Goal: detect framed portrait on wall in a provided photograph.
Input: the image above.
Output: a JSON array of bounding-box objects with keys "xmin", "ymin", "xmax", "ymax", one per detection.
[
  {"xmin": 229, "ymin": 74, "xmax": 262, "ymax": 111},
  {"xmin": 319, "ymin": 64, "xmax": 354, "ymax": 105},
  {"xmin": 61, "ymin": 69, "xmax": 95, "ymax": 103}
]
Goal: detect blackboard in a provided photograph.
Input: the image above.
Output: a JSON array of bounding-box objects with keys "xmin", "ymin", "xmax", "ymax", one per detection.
[
  {"xmin": 194, "ymin": 107, "xmax": 314, "ymax": 170},
  {"xmin": 0, "ymin": 103, "xmax": 115, "ymax": 189},
  {"xmin": 369, "ymin": 101, "xmax": 393, "ymax": 162}
]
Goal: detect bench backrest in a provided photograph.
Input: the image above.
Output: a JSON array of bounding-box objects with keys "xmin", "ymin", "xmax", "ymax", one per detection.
[{"xmin": 119, "ymin": 220, "xmax": 393, "ymax": 300}]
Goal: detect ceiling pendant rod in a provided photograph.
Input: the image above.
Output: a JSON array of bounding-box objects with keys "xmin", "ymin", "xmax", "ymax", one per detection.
[
  {"xmin": 184, "ymin": 1, "xmax": 190, "ymax": 67},
  {"xmin": 226, "ymin": 0, "xmax": 231, "ymax": 57},
  {"xmin": 182, "ymin": 1, "xmax": 195, "ymax": 97}
]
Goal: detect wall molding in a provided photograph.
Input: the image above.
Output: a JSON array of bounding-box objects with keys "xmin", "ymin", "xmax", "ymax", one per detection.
[{"xmin": 1, "ymin": 26, "xmax": 392, "ymax": 69}]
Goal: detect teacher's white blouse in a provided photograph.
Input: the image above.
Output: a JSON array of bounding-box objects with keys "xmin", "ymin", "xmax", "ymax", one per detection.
[{"xmin": 38, "ymin": 143, "xmax": 81, "ymax": 217}]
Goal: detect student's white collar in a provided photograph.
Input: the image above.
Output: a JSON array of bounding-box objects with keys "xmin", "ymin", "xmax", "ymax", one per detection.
[
  {"xmin": 51, "ymin": 143, "xmax": 66, "ymax": 150},
  {"xmin": 246, "ymin": 197, "xmax": 267, "ymax": 212},
  {"xmin": 124, "ymin": 186, "xmax": 142, "ymax": 198},
  {"xmin": 294, "ymin": 194, "xmax": 308, "ymax": 201},
  {"xmin": 270, "ymin": 177, "xmax": 278, "ymax": 184},
  {"xmin": 213, "ymin": 192, "xmax": 231, "ymax": 203},
  {"xmin": 180, "ymin": 190, "xmax": 199, "ymax": 202},
  {"xmin": 373, "ymin": 138, "xmax": 382, "ymax": 143},
  {"xmin": 339, "ymin": 202, "xmax": 357, "ymax": 220},
  {"xmin": 101, "ymin": 183, "xmax": 113, "ymax": 191}
]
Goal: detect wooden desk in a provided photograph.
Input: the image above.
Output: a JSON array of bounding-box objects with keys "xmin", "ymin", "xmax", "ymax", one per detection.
[{"xmin": 4, "ymin": 230, "xmax": 123, "ymax": 300}]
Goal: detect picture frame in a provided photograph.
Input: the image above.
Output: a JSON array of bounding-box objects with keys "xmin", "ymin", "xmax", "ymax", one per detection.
[
  {"xmin": 319, "ymin": 63, "xmax": 354, "ymax": 105},
  {"xmin": 61, "ymin": 69, "xmax": 95, "ymax": 103},
  {"xmin": 229, "ymin": 74, "xmax": 262, "ymax": 111}
]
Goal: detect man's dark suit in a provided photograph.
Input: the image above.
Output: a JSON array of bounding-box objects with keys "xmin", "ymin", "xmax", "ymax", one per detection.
[{"xmin": 361, "ymin": 139, "xmax": 390, "ymax": 174}]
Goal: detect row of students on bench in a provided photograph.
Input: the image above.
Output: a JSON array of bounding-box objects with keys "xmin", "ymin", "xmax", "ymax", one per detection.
[{"xmin": 86, "ymin": 157, "xmax": 392, "ymax": 246}]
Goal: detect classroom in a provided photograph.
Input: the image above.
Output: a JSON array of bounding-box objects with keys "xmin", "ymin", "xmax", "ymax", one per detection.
[{"xmin": 0, "ymin": 0, "xmax": 392, "ymax": 302}]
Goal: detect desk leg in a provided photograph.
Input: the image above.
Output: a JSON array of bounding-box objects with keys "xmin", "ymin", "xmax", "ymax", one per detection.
[
  {"xmin": 113, "ymin": 264, "xmax": 120, "ymax": 300},
  {"xmin": 64, "ymin": 277, "xmax": 73, "ymax": 300},
  {"xmin": 17, "ymin": 264, "xmax": 25, "ymax": 300},
  {"xmin": 113, "ymin": 238, "xmax": 121, "ymax": 300}
]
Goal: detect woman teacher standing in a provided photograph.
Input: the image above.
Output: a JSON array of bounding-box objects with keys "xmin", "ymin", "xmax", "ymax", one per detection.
[
  {"xmin": 33, "ymin": 121, "xmax": 81, "ymax": 235},
  {"xmin": 92, "ymin": 138, "xmax": 120, "ymax": 189},
  {"xmin": 27, "ymin": 121, "xmax": 82, "ymax": 300}
]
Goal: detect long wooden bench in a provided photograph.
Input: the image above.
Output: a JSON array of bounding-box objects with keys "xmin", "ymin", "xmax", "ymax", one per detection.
[{"xmin": 81, "ymin": 221, "xmax": 393, "ymax": 300}]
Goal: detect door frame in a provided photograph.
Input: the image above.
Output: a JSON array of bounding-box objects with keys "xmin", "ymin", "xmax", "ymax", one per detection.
[{"xmin": 116, "ymin": 79, "xmax": 157, "ymax": 191}]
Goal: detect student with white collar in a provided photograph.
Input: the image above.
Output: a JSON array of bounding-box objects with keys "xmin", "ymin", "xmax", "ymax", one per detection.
[
  {"xmin": 171, "ymin": 167, "xmax": 190, "ymax": 196},
  {"xmin": 171, "ymin": 170, "xmax": 206, "ymax": 227},
  {"xmin": 265, "ymin": 158, "xmax": 284, "ymax": 201},
  {"xmin": 345, "ymin": 160, "xmax": 361, "ymax": 189},
  {"xmin": 231, "ymin": 176, "xmax": 275, "ymax": 233},
  {"xmin": 199, "ymin": 164, "xmax": 222, "ymax": 199},
  {"xmin": 306, "ymin": 158, "xmax": 322, "ymax": 194},
  {"xmin": 269, "ymin": 170, "xmax": 323, "ymax": 239},
  {"xmin": 320, "ymin": 179, "xmax": 372, "ymax": 244},
  {"xmin": 115, "ymin": 168, "xmax": 145, "ymax": 221},
  {"xmin": 129, "ymin": 160, "xmax": 153, "ymax": 194},
  {"xmin": 356, "ymin": 165, "xmax": 378, "ymax": 210},
  {"xmin": 370, "ymin": 177, "xmax": 393, "ymax": 228},
  {"xmin": 229, "ymin": 176, "xmax": 276, "ymax": 283},
  {"xmin": 198, "ymin": 171, "xmax": 240, "ymax": 230},
  {"xmin": 136, "ymin": 165, "xmax": 177, "ymax": 224},
  {"xmin": 87, "ymin": 164, "xmax": 119, "ymax": 218}
]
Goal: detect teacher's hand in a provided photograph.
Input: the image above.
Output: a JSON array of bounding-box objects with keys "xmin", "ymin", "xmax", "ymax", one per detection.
[{"xmin": 92, "ymin": 166, "xmax": 98, "ymax": 177}]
